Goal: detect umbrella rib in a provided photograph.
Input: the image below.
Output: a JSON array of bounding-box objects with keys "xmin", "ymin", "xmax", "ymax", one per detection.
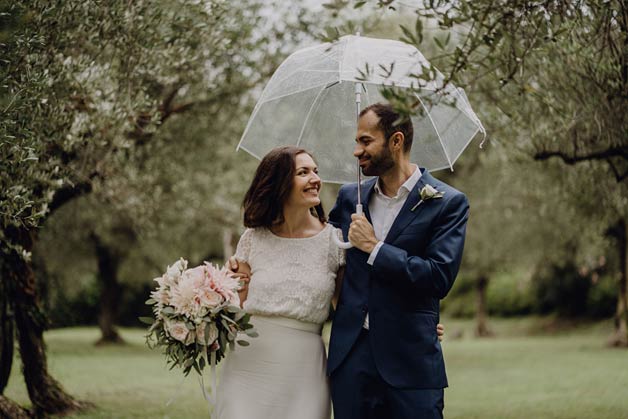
[
  {"xmin": 415, "ymin": 92, "xmax": 454, "ymax": 171},
  {"xmin": 338, "ymin": 36, "xmax": 347, "ymax": 79},
  {"xmin": 295, "ymin": 84, "xmax": 328, "ymax": 147},
  {"xmin": 448, "ymin": 126, "xmax": 485, "ymax": 165},
  {"xmin": 258, "ymin": 81, "xmax": 337, "ymax": 105},
  {"xmin": 267, "ymin": 69, "xmax": 340, "ymax": 91}
]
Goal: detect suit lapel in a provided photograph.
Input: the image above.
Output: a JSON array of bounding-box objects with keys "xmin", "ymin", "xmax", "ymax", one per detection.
[
  {"xmin": 359, "ymin": 178, "xmax": 377, "ymax": 223},
  {"xmin": 383, "ymin": 169, "xmax": 432, "ymax": 243}
]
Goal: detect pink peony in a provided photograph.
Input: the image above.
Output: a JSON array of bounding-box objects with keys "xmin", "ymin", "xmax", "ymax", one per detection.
[
  {"xmin": 167, "ymin": 321, "xmax": 189, "ymax": 343},
  {"xmin": 184, "ymin": 265, "xmax": 206, "ymax": 288},
  {"xmin": 198, "ymin": 289, "xmax": 223, "ymax": 308}
]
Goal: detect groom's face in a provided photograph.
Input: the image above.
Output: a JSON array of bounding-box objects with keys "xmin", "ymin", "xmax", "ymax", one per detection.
[{"xmin": 354, "ymin": 110, "xmax": 395, "ymax": 177}]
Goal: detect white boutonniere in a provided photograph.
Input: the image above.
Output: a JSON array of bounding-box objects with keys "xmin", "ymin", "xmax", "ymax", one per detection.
[{"xmin": 411, "ymin": 184, "xmax": 445, "ymax": 211}]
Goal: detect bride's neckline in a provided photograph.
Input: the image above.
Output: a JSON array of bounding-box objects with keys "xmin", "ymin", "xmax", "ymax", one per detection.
[{"xmin": 267, "ymin": 223, "xmax": 329, "ymax": 240}]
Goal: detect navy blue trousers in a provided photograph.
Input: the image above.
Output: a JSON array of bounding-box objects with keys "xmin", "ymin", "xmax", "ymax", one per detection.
[{"xmin": 330, "ymin": 329, "xmax": 444, "ymax": 419}]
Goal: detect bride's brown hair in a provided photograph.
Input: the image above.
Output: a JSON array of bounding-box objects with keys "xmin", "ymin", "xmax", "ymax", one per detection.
[{"xmin": 242, "ymin": 146, "xmax": 326, "ymax": 228}]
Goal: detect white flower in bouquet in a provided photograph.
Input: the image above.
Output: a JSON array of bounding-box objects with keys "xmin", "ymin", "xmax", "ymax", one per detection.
[
  {"xmin": 149, "ymin": 258, "xmax": 187, "ymax": 318},
  {"xmin": 170, "ymin": 265, "xmax": 206, "ymax": 318},
  {"xmin": 204, "ymin": 262, "xmax": 241, "ymax": 306}
]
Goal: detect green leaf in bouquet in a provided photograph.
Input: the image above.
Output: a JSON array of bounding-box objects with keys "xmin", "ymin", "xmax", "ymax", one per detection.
[
  {"xmin": 220, "ymin": 319, "xmax": 230, "ymax": 331},
  {"xmin": 162, "ymin": 306, "xmax": 175, "ymax": 315},
  {"xmin": 145, "ymin": 298, "xmax": 157, "ymax": 305},
  {"xmin": 148, "ymin": 320, "xmax": 160, "ymax": 331},
  {"xmin": 234, "ymin": 310, "xmax": 247, "ymax": 322},
  {"xmin": 245, "ymin": 329, "xmax": 259, "ymax": 338},
  {"xmin": 220, "ymin": 314, "xmax": 238, "ymax": 325},
  {"xmin": 138, "ymin": 316, "xmax": 154, "ymax": 325},
  {"xmin": 225, "ymin": 305, "xmax": 241, "ymax": 313},
  {"xmin": 241, "ymin": 313, "xmax": 251, "ymax": 324},
  {"xmin": 185, "ymin": 321, "xmax": 195, "ymax": 331},
  {"xmin": 236, "ymin": 340, "xmax": 250, "ymax": 347},
  {"xmin": 219, "ymin": 332, "xmax": 227, "ymax": 350},
  {"xmin": 204, "ymin": 322, "xmax": 212, "ymax": 345},
  {"xmin": 241, "ymin": 322, "xmax": 254, "ymax": 330}
]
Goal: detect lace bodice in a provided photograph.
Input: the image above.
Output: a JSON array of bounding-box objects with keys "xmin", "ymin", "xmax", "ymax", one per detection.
[{"xmin": 234, "ymin": 224, "xmax": 345, "ymax": 325}]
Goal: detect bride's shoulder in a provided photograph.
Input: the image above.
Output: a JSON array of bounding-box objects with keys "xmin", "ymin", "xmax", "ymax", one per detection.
[
  {"xmin": 324, "ymin": 223, "xmax": 342, "ymax": 238},
  {"xmin": 237, "ymin": 227, "xmax": 263, "ymax": 243}
]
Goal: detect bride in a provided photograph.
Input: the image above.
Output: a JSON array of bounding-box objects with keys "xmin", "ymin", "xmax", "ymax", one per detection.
[{"xmin": 217, "ymin": 146, "xmax": 442, "ymax": 419}]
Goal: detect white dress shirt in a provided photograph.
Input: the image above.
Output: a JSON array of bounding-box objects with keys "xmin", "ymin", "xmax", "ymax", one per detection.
[{"xmin": 363, "ymin": 165, "xmax": 422, "ymax": 329}]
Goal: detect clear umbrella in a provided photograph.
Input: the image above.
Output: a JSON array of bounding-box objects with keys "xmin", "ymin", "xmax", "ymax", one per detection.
[{"xmin": 237, "ymin": 34, "xmax": 485, "ymax": 247}]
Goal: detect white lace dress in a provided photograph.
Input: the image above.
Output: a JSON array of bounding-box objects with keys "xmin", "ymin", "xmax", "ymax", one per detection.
[{"xmin": 216, "ymin": 224, "xmax": 345, "ymax": 419}]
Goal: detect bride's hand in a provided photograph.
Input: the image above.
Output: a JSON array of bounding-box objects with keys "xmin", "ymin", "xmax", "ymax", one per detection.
[
  {"xmin": 228, "ymin": 257, "xmax": 250, "ymax": 286},
  {"xmin": 228, "ymin": 256, "xmax": 251, "ymax": 307}
]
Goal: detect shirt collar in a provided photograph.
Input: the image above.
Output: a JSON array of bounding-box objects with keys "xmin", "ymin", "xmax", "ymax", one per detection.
[{"xmin": 374, "ymin": 165, "xmax": 422, "ymax": 198}]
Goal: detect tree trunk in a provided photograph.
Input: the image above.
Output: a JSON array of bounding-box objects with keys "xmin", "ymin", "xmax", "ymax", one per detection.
[
  {"xmin": 608, "ymin": 219, "xmax": 628, "ymax": 347},
  {"xmin": 3, "ymin": 226, "xmax": 84, "ymax": 416},
  {"xmin": 90, "ymin": 233, "xmax": 124, "ymax": 345},
  {"xmin": 0, "ymin": 395, "xmax": 31, "ymax": 419},
  {"xmin": 475, "ymin": 275, "xmax": 493, "ymax": 337},
  {"xmin": 0, "ymin": 274, "xmax": 14, "ymax": 394}
]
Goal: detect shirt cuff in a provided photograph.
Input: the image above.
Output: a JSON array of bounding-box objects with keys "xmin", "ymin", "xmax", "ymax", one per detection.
[{"xmin": 367, "ymin": 241, "xmax": 384, "ymax": 265}]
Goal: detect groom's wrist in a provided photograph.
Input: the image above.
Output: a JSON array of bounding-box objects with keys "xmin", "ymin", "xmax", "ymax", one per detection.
[
  {"xmin": 364, "ymin": 239, "xmax": 378, "ymax": 254},
  {"xmin": 367, "ymin": 241, "xmax": 384, "ymax": 265}
]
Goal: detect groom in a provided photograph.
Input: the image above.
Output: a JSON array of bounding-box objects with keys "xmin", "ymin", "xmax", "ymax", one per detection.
[{"xmin": 327, "ymin": 103, "xmax": 469, "ymax": 419}]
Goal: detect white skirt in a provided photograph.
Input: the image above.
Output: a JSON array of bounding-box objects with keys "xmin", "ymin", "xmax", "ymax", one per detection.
[{"xmin": 216, "ymin": 315, "xmax": 331, "ymax": 419}]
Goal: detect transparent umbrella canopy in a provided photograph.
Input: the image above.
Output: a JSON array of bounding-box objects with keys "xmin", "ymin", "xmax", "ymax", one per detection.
[{"xmin": 237, "ymin": 34, "xmax": 485, "ymax": 184}]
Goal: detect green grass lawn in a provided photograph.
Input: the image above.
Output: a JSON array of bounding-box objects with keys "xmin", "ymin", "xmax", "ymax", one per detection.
[{"xmin": 4, "ymin": 318, "xmax": 628, "ymax": 418}]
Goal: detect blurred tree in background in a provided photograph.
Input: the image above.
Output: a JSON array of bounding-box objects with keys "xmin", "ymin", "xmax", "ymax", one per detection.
[
  {"xmin": 1, "ymin": 0, "xmax": 627, "ymax": 416},
  {"xmin": 322, "ymin": 0, "xmax": 627, "ymax": 344},
  {"xmin": 0, "ymin": 0, "xmax": 310, "ymax": 415}
]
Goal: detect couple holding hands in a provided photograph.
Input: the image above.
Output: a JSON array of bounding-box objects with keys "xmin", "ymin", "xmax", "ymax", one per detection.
[{"xmin": 217, "ymin": 102, "xmax": 469, "ymax": 419}]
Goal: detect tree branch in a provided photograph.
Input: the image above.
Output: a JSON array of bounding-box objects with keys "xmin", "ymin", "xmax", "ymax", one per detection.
[
  {"xmin": 534, "ymin": 146, "xmax": 628, "ymax": 181},
  {"xmin": 608, "ymin": 159, "xmax": 628, "ymax": 182},
  {"xmin": 534, "ymin": 146, "xmax": 628, "ymax": 164},
  {"xmin": 48, "ymin": 182, "xmax": 93, "ymax": 215}
]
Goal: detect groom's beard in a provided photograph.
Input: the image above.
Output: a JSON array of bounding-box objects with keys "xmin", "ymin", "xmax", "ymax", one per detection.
[{"xmin": 362, "ymin": 147, "xmax": 395, "ymax": 177}]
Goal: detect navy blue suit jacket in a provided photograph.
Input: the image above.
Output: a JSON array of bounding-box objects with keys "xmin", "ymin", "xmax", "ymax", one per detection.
[{"xmin": 327, "ymin": 169, "xmax": 469, "ymax": 389}]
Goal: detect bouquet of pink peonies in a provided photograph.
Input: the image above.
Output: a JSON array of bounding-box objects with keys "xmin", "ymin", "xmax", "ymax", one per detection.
[{"xmin": 142, "ymin": 258, "xmax": 257, "ymax": 376}]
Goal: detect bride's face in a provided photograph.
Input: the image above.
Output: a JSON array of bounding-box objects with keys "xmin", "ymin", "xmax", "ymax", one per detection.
[{"xmin": 286, "ymin": 153, "xmax": 321, "ymax": 209}]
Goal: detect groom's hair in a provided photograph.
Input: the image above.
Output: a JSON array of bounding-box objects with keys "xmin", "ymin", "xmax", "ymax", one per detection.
[
  {"xmin": 242, "ymin": 146, "xmax": 326, "ymax": 228},
  {"xmin": 360, "ymin": 103, "xmax": 413, "ymax": 153}
]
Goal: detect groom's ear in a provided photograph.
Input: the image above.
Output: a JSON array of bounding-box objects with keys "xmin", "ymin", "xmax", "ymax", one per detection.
[{"xmin": 389, "ymin": 132, "xmax": 405, "ymax": 152}]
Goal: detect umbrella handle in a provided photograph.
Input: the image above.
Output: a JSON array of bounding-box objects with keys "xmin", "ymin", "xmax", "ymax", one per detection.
[{"xmin": 331, "ymin": 204, "xmax": 363, "ymax": 249}]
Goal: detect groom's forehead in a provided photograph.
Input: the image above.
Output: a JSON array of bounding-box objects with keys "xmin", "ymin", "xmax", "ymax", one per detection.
[{"xmin": 357, "ymin": 112, "xmax": 384, "ymax": 137}]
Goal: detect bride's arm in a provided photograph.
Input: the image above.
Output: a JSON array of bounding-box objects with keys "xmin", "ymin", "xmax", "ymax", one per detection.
[{"xmin": 332, "ymin": 267, "xmax": 344, "ymax": 310}]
